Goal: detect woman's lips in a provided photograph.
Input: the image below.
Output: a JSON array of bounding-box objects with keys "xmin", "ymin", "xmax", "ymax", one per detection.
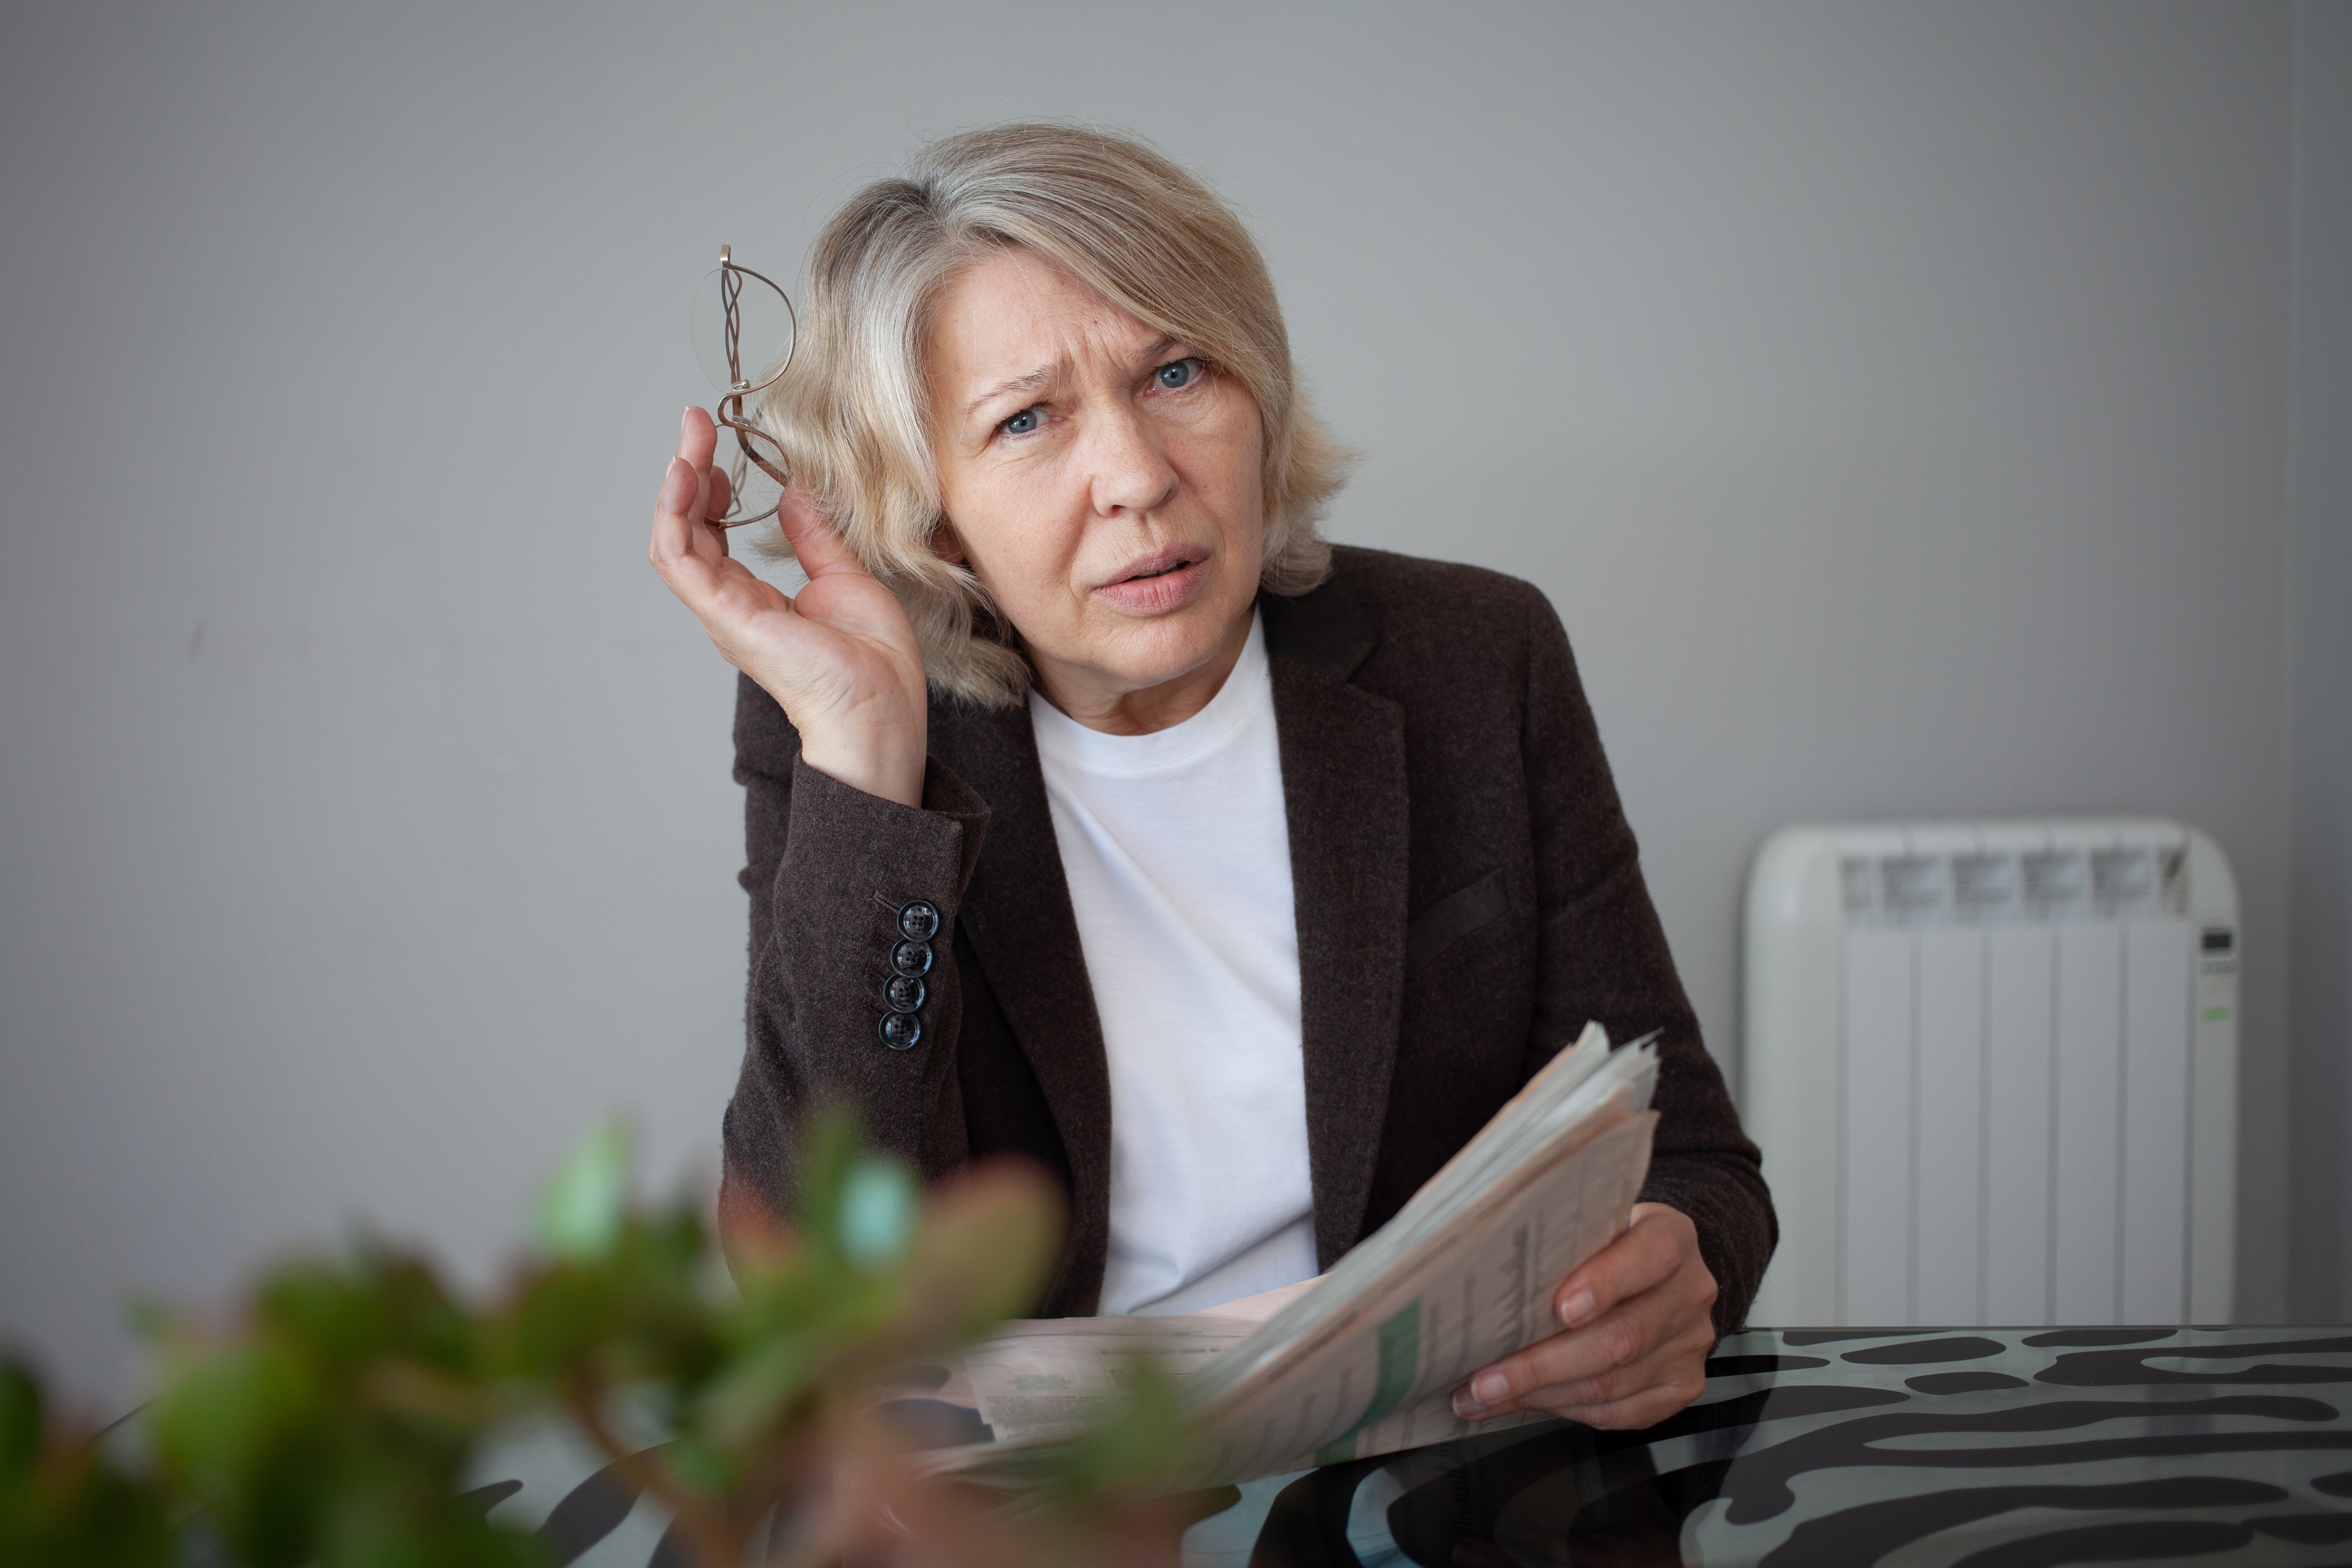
[{"xmin": 1093, "ymin": 551, "xmax": 1210, "ymax": 615}]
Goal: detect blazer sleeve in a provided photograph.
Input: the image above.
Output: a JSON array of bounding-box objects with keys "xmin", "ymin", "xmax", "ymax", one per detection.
[
  {"xmin": 1517, "ymin": 589, "xmax": 1778, "ymax": 1335},
  {"xmin": 719, "ymin": 674, "xmax": 990, "ymax": 1229}
]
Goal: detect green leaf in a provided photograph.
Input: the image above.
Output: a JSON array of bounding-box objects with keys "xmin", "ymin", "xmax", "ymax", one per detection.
[
  {"xmin": 4, "ymin": 1437, "xmax": 175, "ymax": 1568},
  {"xmin": 150, "ymin": 1342, "xmax": 312, "ymax": 1486},
  {"xmin": 692, "ymin": 1328, "xmax": 823, "ymax": 1447},
  {"xmin": 793, "ymin": 1111, "xmax": 860, "ymax": 1257},
  {"xmin": 665, "ymin": 1433, "xmax": 736, "ymax": 1497},
  {"xmin": 0, "ymin": 1358, "xmax": 40, "ymax": 1481},
  {"xmin": 532, "ymin": 1121, "xmax": 635, "ymax": 1263},
  {"xmin": 837, "ymin": 1158, "xmax": 917, "ymax": 1273}
]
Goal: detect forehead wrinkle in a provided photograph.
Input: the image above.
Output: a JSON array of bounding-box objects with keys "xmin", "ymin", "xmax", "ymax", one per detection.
[{"xmin": 945, "ymin": 273, "xmax": 1185, "ymax": 424}]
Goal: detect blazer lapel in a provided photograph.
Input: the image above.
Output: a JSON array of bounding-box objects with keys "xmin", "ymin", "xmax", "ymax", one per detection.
[
  {"xmin": 925, "ymin": 699, "xmax": 1116, "ymax": 1289},
  {"xmin": 1261, "ymin": 580, "xmax": 1412, "ymax": 1267}
]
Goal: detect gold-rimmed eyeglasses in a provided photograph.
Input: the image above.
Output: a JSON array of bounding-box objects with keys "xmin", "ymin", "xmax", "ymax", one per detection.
[{"xmin": 693, "ymin": 244, "xmax": 797, "ymax": 528}]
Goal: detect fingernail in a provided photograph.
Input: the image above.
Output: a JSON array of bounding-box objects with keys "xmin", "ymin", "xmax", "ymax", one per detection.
[
  {"xmin": 1560, "ymin": 1289, "xmax": 1596, "ymax": 1327},
  {"xmin": 681, "ymin": 406, "xmax": 694, "ymax": 434},
  {"xmin": 1451, "ymin": 1388, "xmax": 1484, "ymax": 1419},
  {"xmin": 1473, "ymin": 1371, "xmax": 1509, "ymax": 1406},
  {"xmin": 663, "ymin": 456, "xmax": 688, "ymax": 505}
]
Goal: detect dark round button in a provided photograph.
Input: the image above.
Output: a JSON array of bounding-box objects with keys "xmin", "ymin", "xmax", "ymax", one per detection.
[
  {"xmin": 897, "ymin": 901, "xmax": 941, "ymax": 941},
  {"xmin": 878, "ymin": 1011, "xmax": 921, "ymax": 1050},
  {"xmin": 884, "ymin": 974, "xmax": 926, "ymax": 1013},
  {"xmin": 890, "ymin": 940, "xmax": 933, "ymax": 977}
]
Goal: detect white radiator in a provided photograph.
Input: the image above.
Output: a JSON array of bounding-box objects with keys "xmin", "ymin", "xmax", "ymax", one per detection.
[{"xmin": 1740, "ymin": 818, "xmax": 2239, "ymax": 1328}]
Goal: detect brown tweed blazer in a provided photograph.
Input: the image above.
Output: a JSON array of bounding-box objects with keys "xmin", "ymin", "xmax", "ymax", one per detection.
[{"xmin": 722, "ymin": 545, "xmax": 1775, "ymax": 1334}]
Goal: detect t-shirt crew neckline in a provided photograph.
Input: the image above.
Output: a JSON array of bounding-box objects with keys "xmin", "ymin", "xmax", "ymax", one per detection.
[{"xmin": 1026, "ymin": 610, "xmax": 1270, "ymax": 774}]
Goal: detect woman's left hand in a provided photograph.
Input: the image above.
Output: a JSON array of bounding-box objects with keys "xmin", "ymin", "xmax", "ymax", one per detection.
[{"xmin": 1451, "ymin": 1202, "xmax": 1718, "ymax": 1431}]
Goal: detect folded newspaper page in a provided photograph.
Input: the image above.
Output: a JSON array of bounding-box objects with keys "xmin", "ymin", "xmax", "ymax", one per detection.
[{"xmin": 892, "ymin": 1022, "xmax": 1659, "ymax": 1487}]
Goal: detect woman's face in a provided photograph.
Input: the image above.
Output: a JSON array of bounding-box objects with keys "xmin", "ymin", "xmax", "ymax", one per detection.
[{"xmin": 925, "ymin": 247, "xmax": 1266, "ymax": 727}]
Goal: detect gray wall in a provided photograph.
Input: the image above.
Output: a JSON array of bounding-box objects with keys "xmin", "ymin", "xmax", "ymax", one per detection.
[
  {"xmin": 0, "ymin": 1, "xmax": 2315, "ymax": 1406},
  {"xmin": 2291, "ymin": 0, "xmax": 2352, "ymax": 1324}
]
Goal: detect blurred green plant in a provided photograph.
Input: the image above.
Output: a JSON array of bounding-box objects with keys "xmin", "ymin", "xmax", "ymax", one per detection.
[
  {"xmin": 0, "ymin": 1112, "xmax": 1200, "ymax": 1568},
  {"xmin": 0, "ymin": 1360, "xmax": 171, "ymax": 1567}
]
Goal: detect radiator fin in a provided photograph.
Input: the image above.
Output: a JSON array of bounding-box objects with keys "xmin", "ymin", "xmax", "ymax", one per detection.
[{"xmin": 1744, "ymin": 818, "xmax": 2236, "ymax": 1327}]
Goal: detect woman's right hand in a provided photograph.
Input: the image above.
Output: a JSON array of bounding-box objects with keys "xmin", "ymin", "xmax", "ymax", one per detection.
[{"xmin": 649, "ymin": 406, "xmax": 930, "ymax": 808}]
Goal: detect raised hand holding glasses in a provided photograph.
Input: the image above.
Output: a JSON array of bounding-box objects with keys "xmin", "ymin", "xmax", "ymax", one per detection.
[{"xmin": 649, "ymin": 247, "xmax": 929, "ymax": 809}]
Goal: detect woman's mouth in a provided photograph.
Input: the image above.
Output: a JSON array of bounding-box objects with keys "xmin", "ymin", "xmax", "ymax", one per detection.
[{"xmin": 1095, "ymin": 547, "xmax": 1212, "ymax": 614}]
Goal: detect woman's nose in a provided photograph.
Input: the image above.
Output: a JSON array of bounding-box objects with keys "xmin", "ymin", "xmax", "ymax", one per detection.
[{"xmin": 1085, "ymin": 406, "xmax": 1180, "ymax": 517}]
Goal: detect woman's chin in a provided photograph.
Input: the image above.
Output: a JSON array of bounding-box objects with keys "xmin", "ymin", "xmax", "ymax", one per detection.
[{"xmin": 1044, "ymin": 613, "xmax": 1236, "ymax": 701}]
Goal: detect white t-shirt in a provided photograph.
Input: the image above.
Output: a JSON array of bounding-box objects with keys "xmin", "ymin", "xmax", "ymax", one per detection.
[{"xmin": 1029, "ymin": 612, "xmax": 1317, "ymax": 1317}]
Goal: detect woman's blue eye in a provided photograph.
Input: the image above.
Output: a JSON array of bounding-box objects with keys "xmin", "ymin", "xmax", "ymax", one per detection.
[
  {"xmin": 1002, "ymin": 407, "xmax": 1040, "ymax": 435},
  {"xmin": 1156, "ymin": 359, "xmax": 1201, "ymax": 390}
]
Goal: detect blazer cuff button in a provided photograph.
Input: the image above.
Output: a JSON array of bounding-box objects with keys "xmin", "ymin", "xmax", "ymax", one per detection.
[
  {"xmin": 884, "ymin": 974, "xmax": 926, "ymax": 1012},
  {"xmin": 897, "ymin": 901, "xmax": 941, "ymax": 941},
  {"xmin": 878, "ymin": 1011, "xmax": 921, "ymax": 1050},
  {"xmin": 890, "ymin": 940, "xmax": 933, "ymax": 977}
]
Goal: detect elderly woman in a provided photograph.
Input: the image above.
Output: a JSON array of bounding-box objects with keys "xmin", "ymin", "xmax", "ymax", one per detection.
[{"xmin": 649, "ymin": 124, "xmax": 1772, "ymax": 1432}]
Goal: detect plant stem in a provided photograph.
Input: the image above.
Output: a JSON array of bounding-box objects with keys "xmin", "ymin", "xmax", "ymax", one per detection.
[{"xmin": 563, "ymin": 1380, "xmax": 744, "ymax": 1568}]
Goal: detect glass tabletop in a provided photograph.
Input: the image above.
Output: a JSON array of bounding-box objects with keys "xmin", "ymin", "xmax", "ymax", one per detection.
[{"xmin": 470, "ymin": 1325, "xmax": 2352, "ymax": 1567}]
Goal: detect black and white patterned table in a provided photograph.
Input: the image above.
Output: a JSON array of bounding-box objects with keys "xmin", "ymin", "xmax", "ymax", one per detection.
[{"xmin": 471, "ymin": 1326, "xmax": 2352, "ymax": 1566}]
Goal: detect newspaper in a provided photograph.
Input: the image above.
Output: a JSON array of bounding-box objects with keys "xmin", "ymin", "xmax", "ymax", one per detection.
[{"xmin": 898, "ymin": 1022, "xmax": 1658, "ymax": 1487}]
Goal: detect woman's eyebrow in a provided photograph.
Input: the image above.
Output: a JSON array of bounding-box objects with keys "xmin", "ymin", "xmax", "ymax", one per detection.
[
  {"xmin": 962, "ymin": 336, "xmax": 1187, "ymax": 420},
  {"xmin": 966, "ymin": 364, "xmax": 1058, "ymax": 419}
]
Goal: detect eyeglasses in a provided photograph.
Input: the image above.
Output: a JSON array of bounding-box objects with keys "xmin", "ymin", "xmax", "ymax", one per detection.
[{"xmin": 698, "ymin": 245, "xmax": 797, "ymax": 528}]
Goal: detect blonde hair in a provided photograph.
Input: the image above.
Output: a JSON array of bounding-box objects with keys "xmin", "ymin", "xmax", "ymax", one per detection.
[{"xmin": 755, "ymin": 123, "xmax": 1352, "ymax": 708}]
